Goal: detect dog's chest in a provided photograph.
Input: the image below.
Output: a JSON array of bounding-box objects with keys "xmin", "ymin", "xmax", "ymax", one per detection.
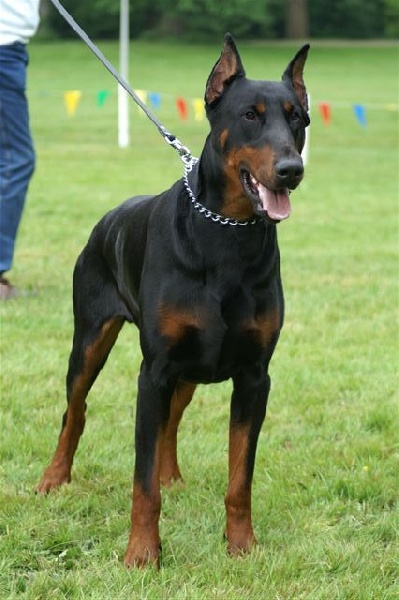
[{"xmin": 157, "ymin": 279, "xmax": 281, "ymax": 382}]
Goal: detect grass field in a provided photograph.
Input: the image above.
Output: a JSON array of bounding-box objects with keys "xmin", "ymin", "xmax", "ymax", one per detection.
[{"xmin": 0, "ymin": 39, "xmax": 398, "ymax": 599}]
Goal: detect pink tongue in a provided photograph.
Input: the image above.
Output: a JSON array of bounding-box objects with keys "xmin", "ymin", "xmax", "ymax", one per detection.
[{"xmin": 258, "ymin": 185, "xmax": 291, "ymax": 221}]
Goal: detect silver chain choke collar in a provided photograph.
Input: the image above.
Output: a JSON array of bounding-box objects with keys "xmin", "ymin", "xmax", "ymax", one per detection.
[{"xmin": 183, "ymin": 159, "xmax": 259, "ymax": 226}]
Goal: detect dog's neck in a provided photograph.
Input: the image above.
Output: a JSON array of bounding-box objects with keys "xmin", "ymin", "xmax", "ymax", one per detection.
[{"xmin": 186, "ymin": 140, "xmax": 259, "ymax": 227}]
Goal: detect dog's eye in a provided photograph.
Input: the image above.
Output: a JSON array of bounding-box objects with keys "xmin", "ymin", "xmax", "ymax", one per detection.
[{"xmin": 244, "ymin": 110, "xmax": 256, "ymax": 121}]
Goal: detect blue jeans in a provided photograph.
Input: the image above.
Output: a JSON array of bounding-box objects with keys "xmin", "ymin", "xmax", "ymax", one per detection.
[{"xmin": 0, "ymin": 42, "xmax": 35, "ymax": 274}]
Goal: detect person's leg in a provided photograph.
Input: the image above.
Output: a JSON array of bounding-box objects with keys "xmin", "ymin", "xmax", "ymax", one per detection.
[{"xmin": 0, "ymin": 43, "xmax": 35, "ymax": 289}]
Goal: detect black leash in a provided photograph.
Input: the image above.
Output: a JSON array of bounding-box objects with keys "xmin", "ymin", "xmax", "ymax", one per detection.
[{"xmin": 48, "ymin": 0, "xmax": 194, "ymax": 165}]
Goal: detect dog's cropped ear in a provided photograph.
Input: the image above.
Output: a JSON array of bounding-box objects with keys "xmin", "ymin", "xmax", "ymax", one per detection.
[
  {"xmin": 282, "ymin": 44, "xmax": 310, "ymax": 113},
  {"xmin": 205, "ymin": 33, "xmax": 246, "ymax": 107}
]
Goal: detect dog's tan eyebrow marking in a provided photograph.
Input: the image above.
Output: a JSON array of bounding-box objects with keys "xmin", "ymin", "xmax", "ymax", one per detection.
[
  {"xmin": 220, "ymin": 128, "xmax": 229, "ymax": 149},
  {"xmin": 283, "ymin": 101, "xmax": 294, "ymax": 113},
  {"xmin": 254, "ymin": 103, "xmax": 266, "ymax": 114}
]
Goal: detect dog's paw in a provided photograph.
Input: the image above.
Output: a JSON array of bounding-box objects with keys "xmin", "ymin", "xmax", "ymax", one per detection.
[
  {"xmin": 224, "ymin": 530, "xmax": 257, "ymax": 556},
  {"xmin": 124, "ymin": 541, "xmax": 162, "ymax": 569},
  {"xmin": 36, "ymin": 466, "xmax": 71, "ymax": 494}
]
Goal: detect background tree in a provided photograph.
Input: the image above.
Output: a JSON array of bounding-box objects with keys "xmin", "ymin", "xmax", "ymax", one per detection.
[
  {"xmin": 286, "ymin": 0, "xmax": 309, "ymax": 38},
  {"xmin": 40, "ymin": 0, "xmax": 398, "ymax": 40}
]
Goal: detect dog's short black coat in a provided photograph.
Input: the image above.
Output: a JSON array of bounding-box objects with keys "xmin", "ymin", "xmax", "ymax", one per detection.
[{"xmin": 37, "ymin": 34, "xmax": 310, "ymax": 568}]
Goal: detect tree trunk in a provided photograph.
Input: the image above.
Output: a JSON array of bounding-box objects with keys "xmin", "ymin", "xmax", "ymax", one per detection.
[{"xmin": 286, "ymin": 0, "xmax": 309, "ymax": 38}]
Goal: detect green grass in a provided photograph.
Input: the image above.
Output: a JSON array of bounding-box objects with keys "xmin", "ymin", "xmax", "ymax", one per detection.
[{"xmin": 1, "ymin": 40, "xmax": 398, "ymax": 599}]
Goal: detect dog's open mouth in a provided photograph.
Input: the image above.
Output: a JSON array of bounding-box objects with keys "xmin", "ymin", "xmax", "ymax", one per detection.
[{"xmin": 240, "ymin": 170, "xmax": 291, "ymax": 222}]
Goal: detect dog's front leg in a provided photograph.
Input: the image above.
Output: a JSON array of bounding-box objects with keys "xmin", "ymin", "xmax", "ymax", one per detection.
[
  {"xmin": 124, "ymin": 361, "xmax": 173, "ymax": 569},
  {"xmin": 225, "ymin": 368, "xmax": 270, "ymax": 555}
]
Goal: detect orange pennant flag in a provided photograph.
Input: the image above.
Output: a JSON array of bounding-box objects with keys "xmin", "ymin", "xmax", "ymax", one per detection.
[
  {"xmin": 318, "ymin": 102, "xmax": 331, "ymax": 125},
  {"xmin": 64, "ymin": 90, "xmax": 82, "ymax": 117},
  {"xmin": 176, "ymin": 97, "xmax": 188, "ymax": 120}
]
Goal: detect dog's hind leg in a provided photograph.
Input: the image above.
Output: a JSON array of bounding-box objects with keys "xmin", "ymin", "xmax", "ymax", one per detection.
[
  {"xmin": 37, "ymin": 253, "xmax": 126, "ymax": 493},
  {"xmin": 159, "ymin": 380, "xmax": 196, "ymax": 487}
]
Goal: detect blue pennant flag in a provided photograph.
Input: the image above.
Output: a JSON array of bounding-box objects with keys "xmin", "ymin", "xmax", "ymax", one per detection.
[
  {"xmin": 353, "ymin": 104, "xmax": 367, "ymax": 127},
  {"xmin": 148, "ymin": 92, "xmax": 161, "ymax": 110}
]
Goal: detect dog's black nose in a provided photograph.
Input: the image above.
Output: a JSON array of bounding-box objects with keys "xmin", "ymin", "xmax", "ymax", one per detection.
[{"xmin": 275, "ymin": 158, "xmax": 304, "ymax": 186}]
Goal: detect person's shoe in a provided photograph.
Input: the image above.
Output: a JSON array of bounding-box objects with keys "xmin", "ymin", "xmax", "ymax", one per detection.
[{"xmin": 0, "ymin": 276, "xmax": 19, "ymax": 300}]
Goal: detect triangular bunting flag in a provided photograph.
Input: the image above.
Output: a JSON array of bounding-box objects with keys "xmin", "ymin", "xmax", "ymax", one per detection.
[
  {"xmin": 193, "ymin": 98, "xmax": 205, "ymax": 121},
  {"xmin": 176, "ymin": 97, "xmax": 188, "ymax": 120},
  {"xmin": 64, "ymin": 90, "xmax": 82, "ymax": 117},
  {"xmin": 353, "ymin": 104, "xmax": 367, "ymax": 127},
  {"xmin": 135, "ymin": 90, "xmax": 148, "ymax": 117},
  {"xmin": 318, "ymin": 102, "xmax": 331, "ymax": 125},
  {"xmin": 148, "ymin": 92, "xmax": 161, "ymax": 109},
  {"xmin": 97, "ymin": 90, "xmax": 110, "ymax": 108}
]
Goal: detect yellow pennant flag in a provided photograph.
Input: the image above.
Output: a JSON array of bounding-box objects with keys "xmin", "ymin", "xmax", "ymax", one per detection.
[
  {"xmin": 135, "ymin": 89, "xmax": 148, "ymax": 117},
  {"xmin": 193, "ymin": 98, "xmax": 205, "ymax": 121},
  {"xmin": 64, "ymin": 90, "xmax": 82, "ymax": 117}
]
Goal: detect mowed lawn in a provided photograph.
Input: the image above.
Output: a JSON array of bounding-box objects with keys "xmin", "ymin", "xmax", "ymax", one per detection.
[{"xmin": 0, "ymin": 39, "xmax": 398, "ymax": 599}]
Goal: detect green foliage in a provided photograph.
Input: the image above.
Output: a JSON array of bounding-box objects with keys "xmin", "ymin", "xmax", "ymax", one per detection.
[
  {"xmin": 309, "ymin": 0, "xmax": 386, "ymax": 38},
  {"xmin": 384, "ymin": 0, "xmax": 399, "ymax": 38},
  {"xmin": 41, "ymin": 0, "xmax": 396, "ymax": 39},
  {"xmin": 45, "ymin": 0, "xmax": 156, "ymax": 39},
  {"xmin": 1, "ymin": 40, "xmax": 398, "ymax": 598},
  {"xmin": 47, "ymin": 0, "xmax": 118, "ymax": 38},
  {"xmin": 154, "ymin": 0, "xmax": 275, "ymax": 39}
]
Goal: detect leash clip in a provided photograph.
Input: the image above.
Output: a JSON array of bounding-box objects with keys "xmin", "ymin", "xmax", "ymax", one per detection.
[{"xmin": 163, "ymin": 131, "xmax": 196, "ymax": 167}]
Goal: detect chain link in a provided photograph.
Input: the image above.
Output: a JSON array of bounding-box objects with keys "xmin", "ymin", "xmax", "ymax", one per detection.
[{"xmin": 183, "ymin": 160, "xmax": 259, "ymax": 227}]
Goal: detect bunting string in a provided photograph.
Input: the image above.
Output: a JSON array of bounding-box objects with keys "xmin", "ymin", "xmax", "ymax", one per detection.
[{"xmin": 32, "ymin": 88, "xmax": 398, "ymax": 126}]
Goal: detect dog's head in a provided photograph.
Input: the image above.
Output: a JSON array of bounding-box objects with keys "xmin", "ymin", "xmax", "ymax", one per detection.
[{"xmin": 204, "ymin": 34, "xmax": 310, "ymax": 223}]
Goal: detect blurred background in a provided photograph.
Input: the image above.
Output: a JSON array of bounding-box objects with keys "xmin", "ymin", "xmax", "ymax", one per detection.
[{"xmin": 38, "ymin": 0, "xmax": 399, "ymax": 41}]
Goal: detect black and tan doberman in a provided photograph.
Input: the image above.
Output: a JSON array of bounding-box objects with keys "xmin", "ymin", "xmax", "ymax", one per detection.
[{"xmin": 37, "ymin": 34, "xmax": 310, "ymax": 567}]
